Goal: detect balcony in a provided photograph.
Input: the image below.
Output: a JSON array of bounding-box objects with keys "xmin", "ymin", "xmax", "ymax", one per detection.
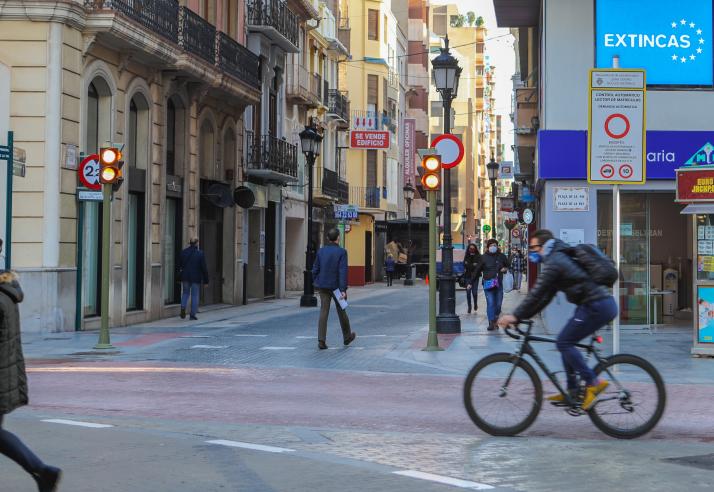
[
  {"xmin": 327, "ymin": 90, "xmax": 349, "ymax": 125},
  {"xmin": 337, "ymin": 179, "xmax": 349, "ymax": 203},
  {"xmin": 338, "ymin": 17, "xmax": 350, "ymax": 53},
  {"xmin": 312, "ymin": 73, "xmax": 322, "ymax": 102},
  {"xmin": 85, "ymin": 0, "xmax": 180, "ymax": 44},
  {"xmin": 245, "ymin": 132, "xmax": 298, "ymax": 183},
  {"xmin": 247, "ymin": 0, "xmax": 299, "ymax": 52},
  {"xmin": 216, "ymin": 32, "xmax": 260, "ymax": 88},
  {"xmin": 286, "ymin": 64, "xmax": 320, "ymax": 106},
  {"xmin": 350, "ymin": 186, "xmax": 381, "ymax": 209},
  {"xmin": 319, "ymin": 168, "xmax": 340, "ymax": 199},
  {"xmin": 179, "ymin": 6, "xmax": 216, "ymax": 64},
  {"xmin": 323, "ymin": 80, "xmax": 330, "ymax": 107}
]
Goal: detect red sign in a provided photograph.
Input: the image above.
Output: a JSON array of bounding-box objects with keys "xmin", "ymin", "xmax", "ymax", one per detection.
[
  {"xmin": 676, "ymin": 168, "xmax": 714, "ymax": 202},
  {"xmin": 430, "ymin": 134, "xmax": 464, "ymax": 169},
  {"xmin": 78, "ymin": 154, "xmax": 101, "ymax": 191},
  {"xmin": 350, "ymin": 131, "xmax": 390, "ymax": 149}
]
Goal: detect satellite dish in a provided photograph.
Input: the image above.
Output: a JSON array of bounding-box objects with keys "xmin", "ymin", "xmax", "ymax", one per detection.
[
  {"xmin": 204, "ymin": 183, "xmax": 235, "ymax": 208},
  {"xmin": 233, "ymin": 186, "xmax": 255, "ymax": 209}
]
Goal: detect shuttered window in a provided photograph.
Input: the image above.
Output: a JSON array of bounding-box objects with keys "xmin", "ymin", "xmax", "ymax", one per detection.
[
  {"xmin": 367, "ymin": 74, "xmax": 378, "ymax": 106},
  {"xmin": 367, "ymin": 150, "xmax": 377, "ymax": 187},
  {"xmin": 368, "ymin": 9, "xmax": 378, "ymax": 40}
]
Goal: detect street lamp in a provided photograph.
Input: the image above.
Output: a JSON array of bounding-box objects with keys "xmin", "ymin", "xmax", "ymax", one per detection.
[
  {"xmin": 487, "ymin": 156, "xmax": 499, "ymax": 240},
  {"xmin": 431, "ymin": 36, "xmax": 462, "ymax": 334},
  {"xmin": 299, "ymin": 124, "xmax": 323, "ymax": 307},
  {"xmin": 403, "ymin": 182, "xmax": 415, "ymax": 286},
  {"xmin": 461, "ymin": 212, "xmax": 467, "ymax": 248}
]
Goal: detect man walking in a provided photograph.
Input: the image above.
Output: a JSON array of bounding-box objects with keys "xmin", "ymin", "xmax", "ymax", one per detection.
[
  {"xmin": 312, "ymin": 228, "xmax": 356, "ymax": 350},
  {"xmin": 178, "ymin": 237, "xmax": 209, "ymax": 320}
]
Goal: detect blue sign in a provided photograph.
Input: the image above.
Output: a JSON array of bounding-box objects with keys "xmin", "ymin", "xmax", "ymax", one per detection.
[
  {"xmin": 539, "ymin": 130, "xmax": 714, "ymax": 180},
  {"xmin": 596, "ymin": 0, "xmax": 713, "ymax": 85}
]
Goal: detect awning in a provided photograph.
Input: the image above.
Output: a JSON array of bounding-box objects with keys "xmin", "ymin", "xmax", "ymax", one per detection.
[{"xmin": 680, "ymin": 204, "xmax": 714, "ymax": 214}]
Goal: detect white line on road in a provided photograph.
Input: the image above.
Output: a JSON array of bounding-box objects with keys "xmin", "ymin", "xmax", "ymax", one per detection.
[
  {"xmin": 393, "ymin": 471, "xmax": 494, "ymax": 490},
  {"xmin": 259, "ymin": 346, "xmax": 296, "ymax": 350},
  {"xmin": 234, "ymin": 334, "xmax": 268, "ymax": 337},
  {"xmin": 190, "ymin": 345, "xmax": 228, "ymax": 349},
  {"xmin": 206, "ymin": 440, "xmax": 295, "ymax": 454},
  {"xmin": 179, "ymin": 335, "xmax": 213, "ymax": 338},
  {"xmin": 41, "ymin": 419, "xmax": 114, "ymax": 429}
]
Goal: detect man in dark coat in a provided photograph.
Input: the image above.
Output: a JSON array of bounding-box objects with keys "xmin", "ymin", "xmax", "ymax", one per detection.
[
  {"xmin": 0, "ymin": 271, "xmax": 62, "ymax": 491},
  {"xmin": 178, "ymin": 237, "xmax": 209, "ymax": 320},
  {"xmin": 312, "ymin": 228, "xmax": 356, "ymax": 350}
]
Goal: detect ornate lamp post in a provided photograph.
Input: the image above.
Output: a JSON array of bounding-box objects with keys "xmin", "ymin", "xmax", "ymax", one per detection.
[
  {"xmin": 461, "ymin": 212, "xmax": 467, "ymax": 247},
  {"xmin": 487, "ymin": 156, "xmax": 499, "ymax": 240},
  {"xmin": 299, "ymin": 124, "xmax": 323, "ymax": 307},
  {"xmin": 403, "ymin": 182, "xmax": 415, "ymax": 286},
  {"xmin": 431, "ymin": 36, "xmax": 462, "ymax": 334}
]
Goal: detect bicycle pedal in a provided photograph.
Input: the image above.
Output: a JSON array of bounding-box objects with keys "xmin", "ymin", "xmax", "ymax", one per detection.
[{"xmin": 566, "ymin": 407, "xmax": 587, "ymax": 417}]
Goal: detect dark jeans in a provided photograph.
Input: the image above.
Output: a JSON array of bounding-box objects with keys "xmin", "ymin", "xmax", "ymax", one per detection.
[
  {"xmin": 318, "ymin": 289, "xmax": 351, "ymax": 343},
  {"xmin": 0, "ymin": 415, "xmax": 44, "ymax": 475},
  {"xmin": 557, "ymin": 296, "xmax": 618, "ymax": 390},
  {"xmin": 181, "ymin": 282, "xmax": 200, "ymax": 316},
  {"xmin": 386, "ymin": 271, "xmax": 394, "ymax": 286},
  {"xmin": 484, "ymin": 286, "xmax": 504, "ymax": 321},
  {"xmin": 466, "ymin": 283, "xmax": 478, "ymax": 311}
]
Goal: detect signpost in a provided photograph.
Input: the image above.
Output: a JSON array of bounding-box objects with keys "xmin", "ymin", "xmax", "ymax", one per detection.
[
  {"xmin": 423, "ymin": 187, "xmax": 443, "ymax": 352},
  {"xmin": 588, "ymin": 66, "xmax": 647, "ymax": 354},
  {"xmin": 482, "ymin": 224, "xmax": 491, "ymax": 234},
  {"xmin": 78, "ymin": 154, "xmax": 101, "ymax": 191},
  {"xmin": 522, "ymin": 208, "xmax": 534, "ymax": 225},
  {"xmin": 0, "ymin": 131, "xmax": 26, "ymax": 269}
]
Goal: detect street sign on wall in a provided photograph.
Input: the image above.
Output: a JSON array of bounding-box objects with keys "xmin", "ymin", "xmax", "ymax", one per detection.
[
  {"xmin": 334, "ymin": 204, "xmax": 359, "ymax": 220},
  {"xmin": 553, "ymin": 186, "xmax": 589, "ymax": 211},
  {"xmin": 588, "ymin": 69, "xmax": 646, "ymax": 184},
  {"xmin": 350, "ymin": 130, "xmax": 390, "ymax": 149},
  {"xmin": 676, "ymin": 167, "xmax": 714, "ymax": 202}
]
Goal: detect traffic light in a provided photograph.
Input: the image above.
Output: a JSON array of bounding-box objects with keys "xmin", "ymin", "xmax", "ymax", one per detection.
[
  {"xmin": 99, "ymin": 147, "xmax": 123, "ymax": 185},
  {"xmin": 421, "ymin": 154, "xmax": 442, "ymax": 191}
]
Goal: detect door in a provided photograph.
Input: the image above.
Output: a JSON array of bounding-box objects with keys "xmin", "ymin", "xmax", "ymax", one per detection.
[
  {"xmin": 200, "ymin": 184, "xmax": 224, "ymax": 305},
  {"xmin": 264, "ymin": 202, "xmax": 276, "ymax": 297},
  {"xmin": 365, "ymin": 231, "xmax": 373, "ymax": 283}
]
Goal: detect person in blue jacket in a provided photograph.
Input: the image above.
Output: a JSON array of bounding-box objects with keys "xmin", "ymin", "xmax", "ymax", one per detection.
[
  {"xmin": 385, "ymin": 254, "xmax": 396, "ymax": 286},
  {"xmin": 178, "ymin": 237, "xmax": 209, "ymax": 320},
  {"xmin": 312, "ymin": 228, "xmax": 356, "ymax": 350}
]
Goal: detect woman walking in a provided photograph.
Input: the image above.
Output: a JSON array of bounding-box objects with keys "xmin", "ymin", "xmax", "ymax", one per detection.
[
  {"xmin": 510, "ymin": 247, "xmax": 526, "ymax": 291},
  {"xmin": 475, "ymin": 239, "xmax": 510, "ymax": 331},
  {"xmin": 385, "ymin": 254, "xmax": 396, "ymax": 286},
  {"xmin": 1, "ymin": 270, "xmax": 62, "ymax": 491},
  {"xmin": 463, "ymin": 243, "xmax": 482, "ymax": 314}
]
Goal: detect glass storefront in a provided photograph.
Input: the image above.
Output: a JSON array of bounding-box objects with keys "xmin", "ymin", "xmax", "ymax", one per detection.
[{"xmin": 163, "ymin": 198, "xmax": 181, "ymax": 304}]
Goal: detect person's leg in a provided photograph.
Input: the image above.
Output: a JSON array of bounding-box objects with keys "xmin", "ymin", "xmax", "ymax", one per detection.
[
  {"xmin": 495, "ymin": 287, "xmax": 504, "ymax": 317},
  {"xmin": 335, "ymin": 296, "xmax": 352, "ymax": 342},
  {"xmin": 318, "ymin": 290, "xmax": 331, "ymax": 343},
  {"xmin": 514, "ymin": 272, "xmax": 521, "ymax": 290},
  {"xmin": 484, "ymin": 288, "xmax": 497, "ymax": 322},
  {"xmin": 465, "ymin": 286, "xmax": 473, "ymax": 312},
  {"xmin": 472, "ymin": 282, "xmax": 478, "ymax": 311},
  {"xmin": 0, "ymin": 415, "xmax": 45, "ymax": 476},
  {"xmin": 189, "ymin": 283, "xmax": 200, "ymax": 318},
  {"xmin": 180, "ymin": 282, "xmax": 190, "ymax": 312}
]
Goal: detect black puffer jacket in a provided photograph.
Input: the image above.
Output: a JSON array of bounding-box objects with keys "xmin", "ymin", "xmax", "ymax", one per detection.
[
  {"xmin": 0, "ymin": 271, "xmax": 28, "ymax": 415},
  {"xmin": 513, "ymin": 239, "xmax": 610, "ymax": 321},
  {"xmin": 475, "ymin": 251, "xmax": 510, "ymax": 284},
  {"xmin": 463, "ymin": 252, "xmax": 482, "ymax": 284}
]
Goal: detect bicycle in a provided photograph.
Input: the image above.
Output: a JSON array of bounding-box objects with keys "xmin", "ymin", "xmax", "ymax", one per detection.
[{"xmin": 463, "ymin": 320, "xmax": 666, "ymax": 439}]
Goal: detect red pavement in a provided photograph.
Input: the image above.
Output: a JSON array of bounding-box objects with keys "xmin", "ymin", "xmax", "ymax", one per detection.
[{"xmin": 24, "ymin": 361, "xmax": 714, "ymax": 442}]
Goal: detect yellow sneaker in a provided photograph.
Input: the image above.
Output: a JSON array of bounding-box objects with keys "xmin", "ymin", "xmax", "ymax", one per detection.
[
  {"xmin": 582, "ymin": 380, "xmax": 609, "ymax": 410},
  {"xmin": 546, "ymin": 393, "xmax": 566, "ymax": 402}
]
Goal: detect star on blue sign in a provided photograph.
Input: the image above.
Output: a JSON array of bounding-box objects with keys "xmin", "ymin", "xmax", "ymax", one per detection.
[{"xmin": 596, "ymin": 0, "xmax": 713, "ymax": 85}]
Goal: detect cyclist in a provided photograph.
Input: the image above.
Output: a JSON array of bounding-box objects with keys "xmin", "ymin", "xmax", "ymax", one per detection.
[{"xmin": 497, "ymin": 229, "xmax": 617, "ymax": 410}]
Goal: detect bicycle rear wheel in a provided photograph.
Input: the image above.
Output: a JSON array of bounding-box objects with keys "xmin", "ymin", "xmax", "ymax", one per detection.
[
  {"xmin": 463, "ymin": 353, "xmax": 543, "ymax": 436},
  {"xmin": 588, "ymin": 354, "xmax": 666, "ymax": 439}
]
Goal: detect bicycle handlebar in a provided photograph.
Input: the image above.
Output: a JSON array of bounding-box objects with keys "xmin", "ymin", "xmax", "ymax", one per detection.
[{"xmin": 504, "ymin": 320, "xmax": 533, "ymax": 340}]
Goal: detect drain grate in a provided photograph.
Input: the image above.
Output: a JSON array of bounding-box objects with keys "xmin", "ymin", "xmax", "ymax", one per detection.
[{"xmin": 663, "ymin": 453, "xmax": 714, "ymax": 471}]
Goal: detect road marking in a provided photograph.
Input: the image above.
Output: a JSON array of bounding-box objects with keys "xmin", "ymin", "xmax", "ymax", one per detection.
[
  {"xmin": 206, "ymin": 440, "xmax": 295, "ymax": 454},
  {"xmin": 41, "ymin": 419, "xmax": 114, "ymax": 429},
  {"xmin": 190, "ymin": 345, "xmax": 228, "ymax": 349},
  {"xmin": 295, "ymin": 336, "xmax": 314, "ymax": 339},
  {"xmin": 355, "ymin": 335, "xmax": 387, "ymax": 338},
  {"xmin": 393, "ymin": 471, "xmax": 494, "ymax": 490},
  {"xmin": 234, "ymin": 334, "xmax": 268, "ymax": 337},
  {"xmin": 260, "ymin": 346, "xmax": 296, "ymax": 350},
  {"xmin": 180, "ymin": 335, "xmax": 213, "ymax": 339}
]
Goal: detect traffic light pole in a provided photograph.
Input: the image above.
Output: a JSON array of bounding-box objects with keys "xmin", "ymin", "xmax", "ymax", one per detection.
[
  {"xmin": 95, "ymin": 183, "xmax": 114, "ymax": 349},
  {"xmin": 436, "ymin": 94, "xmax": 460, "ymax": 334},
  {"xmin": 424, "ymin": 189, "xmax": 442, "ymax": 351}
]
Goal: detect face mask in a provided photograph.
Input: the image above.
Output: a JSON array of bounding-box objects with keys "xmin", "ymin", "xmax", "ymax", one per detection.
[
  {"xmin": 488, "ymin": 246, "xmax": 498, "ymax": 254},
  {"xmin": 528, "ymin": 251, "xmax": 542, "ymax": 264}
]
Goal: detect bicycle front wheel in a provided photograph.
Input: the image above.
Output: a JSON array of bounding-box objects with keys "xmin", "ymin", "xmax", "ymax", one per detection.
[
  {"xmin": 588, "ymin": 354, "xmax": 666, "ymax": 439},
  {"xmin": 463, "ymin": 352, "xmax": 543, "ymax": 436}
]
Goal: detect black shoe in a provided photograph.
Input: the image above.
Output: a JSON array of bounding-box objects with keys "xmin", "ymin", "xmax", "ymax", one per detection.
[
  {"xmin": 318, "ymin": 341, "xmax": 328, "ymax": 350},
  {"xmin": 467, "ymin": 307, "xmax": 472, "ymax": 314},
  {"xmin": 190, "ymin": 315, "xmax": 198, "ymax": 321},
  {"xmin": 35, "ymin": 465, "xmax": 62, "ymax": 492},
  {"xmin": 487, "ymin": 320, "xmax": 496, "ymax": 331},
  {"xmin": 344, "ymin": 332, "xmax": 356, "ymax": 346},
  {"xmin": 180, "ymin": 309, "xmax": 186, "ymax": 319}
]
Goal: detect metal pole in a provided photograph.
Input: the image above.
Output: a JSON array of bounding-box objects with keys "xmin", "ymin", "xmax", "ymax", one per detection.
[
  {"xmin": 338, "ymin": 220, "xmax": 345, "ymax": 248},
  {"xmin": 300, "ymin": 154, "xmax": 317, "ymax": 307},
  {"xmin": 491, "ymin": 179, "xmax": 497, "ymax": 239},
  {"xmin": 75, "ymin": 158, "xmax": 85, "ymax": 331},
  {"xmin": 424, "ymin": 189, "xmax": 442, "ymax": 351},
  {"xmin": 95, "ymin": 184, "xmax": 114, "ymax": 349},
  {"xmin": 613, "ymin": 184, "xmax": 621, "ymax": 354},
  {"xmin": 5, "ymin": 131, "xmax": 13, "ymax": 269},
  {"xmin": 436, "ymin": 93, "xmax": 460, "ymax": 333},
  {"xmin": 404, "ymin": 198, "xmax": 413, "ymax": 286}
]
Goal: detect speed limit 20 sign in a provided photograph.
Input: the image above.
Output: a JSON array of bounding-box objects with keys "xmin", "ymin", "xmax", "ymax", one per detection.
[{"xmin": 78, "ymin": 154, "xmax": 101, "ymax": 190}]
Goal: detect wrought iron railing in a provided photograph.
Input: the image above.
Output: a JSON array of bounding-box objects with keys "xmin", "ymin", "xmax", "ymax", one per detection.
[
  {"xmin": 179, "ymin": 6, "xmax": 216, "ymax": 64},
  {"xmin": 246, "ymin": 131, "xmax": 298, "ymax": 178},
  {"xmin": 286, "ymin": 64, "xmax": 319, "ymax": 102},
  {"xmin": 337, "ymin": 179, "xmax": 349, "ymax": 203},
  {"xmin": 328, "ymin": 90, "xmax": 349, "ymax": 121},
  {"xmin": 216, "ymin": 32, "xmax": 260, "ymax": 88},
  {"xmin": 312, "ymin": 73, "xmax": 322, "ymax": 102},
  {"xmin": 246, "ymin": 0, "xmax": 299, "ymax": 48},
  {"xmin": 323, "ymin": 80, "xmax": 330, "ymax": 107},
  {"xmin": 350, "ymin": 186, "xmax": 381, "ymax": 209},
  {"xmin": 321, "ymin": 168, "xmax": 339, "ymax": 197},
  {"xmin": 85, "ymin": 0, "xmax": 179, "ymax": 44}
]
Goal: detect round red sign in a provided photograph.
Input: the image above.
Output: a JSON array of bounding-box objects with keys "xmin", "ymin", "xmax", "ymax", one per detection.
[
  {"xmin": 430, "ymin": 134, "xmax": 465, "ymax": 169},
  {"xmin": 78, "ymin": 154, "xmax": 101, "ymax": 191}
]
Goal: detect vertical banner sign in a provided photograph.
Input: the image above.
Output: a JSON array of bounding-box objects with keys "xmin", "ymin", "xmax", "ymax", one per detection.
[
  {"xmin": 403, "ymin": 119, "xmax": 416, "ymax": 186},
  {"xmin": 588, "ymin": 69, "xmax": 647, "ymax": 184}
]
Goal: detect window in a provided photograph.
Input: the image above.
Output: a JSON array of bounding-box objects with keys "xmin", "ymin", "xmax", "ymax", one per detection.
[
  {"xmin": 167, "ymin": 100, "xmax": 176, "ymax": 176},
  {"xmin": 127, "ymin": 192, "xmax": 145, "ymax": 311},
  {"xmin": 163, "ymin": 197, "xmax": 182, "ymax": 304},
  {"xmin": 431, "ymin": 101, "xmax": 443, "ymax": 117},
  {"xmin": 200, "ymin": 119, "xmax": 216, "ymax": 178},
  {"xmin": 383, "ymin": 15, "xmax": 388, "ymax": 41},
  {"xmin": 368, "ymin": 9, "xmax": 378, "ymax": 40},
  {"xmin": 367, "ymin": 74, "xmax": 378, "ymax": 106}
]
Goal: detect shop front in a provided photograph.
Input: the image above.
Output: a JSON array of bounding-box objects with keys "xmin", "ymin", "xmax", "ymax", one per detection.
[{"xmin": 538, "ymin": 130, "xmax": 714, "ymax": 340}]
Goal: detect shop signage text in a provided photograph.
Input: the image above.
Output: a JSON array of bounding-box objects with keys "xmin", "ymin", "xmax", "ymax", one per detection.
[
  {"xmin": 676, "ymin": 168, "xmax": 714, "ymax": 202},
  {"xmin": 350, "ymin": 131, "xmax": 390, "ymax": 149},
  {"xmin": 334, "ymin": 204, "xmax": 359, "ymax": 220},
  {"xmin": 403, "ymin": 119, "xmax": 415, "ymax": 185},
  {"xmin": 553, "ymin": 186, "xmax": 589, "ymax": 211}
]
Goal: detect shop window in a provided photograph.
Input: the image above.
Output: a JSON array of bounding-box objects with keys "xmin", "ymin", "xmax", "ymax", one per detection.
[
  {"xmin": 127, "ymin": 192, "xmax": 145, "ymax": 311},
  {"xmin": 163, "ymin": 197, "xmax": 182, "ymax": 305}
]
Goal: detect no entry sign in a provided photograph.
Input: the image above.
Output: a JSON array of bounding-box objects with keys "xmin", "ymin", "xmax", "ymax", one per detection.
[
  {"xmin": 588, "ymin": 69, "xmax": 646, "ymax": 184},
  {"xmin": 431, "ymin": 134, "xmax": 464, "ymax": 169}
]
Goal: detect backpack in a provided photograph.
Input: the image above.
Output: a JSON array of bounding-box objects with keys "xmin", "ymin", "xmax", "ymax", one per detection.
[{"xmin": 568, "ymin": 244, "xmax": 618, "ymax": 287}]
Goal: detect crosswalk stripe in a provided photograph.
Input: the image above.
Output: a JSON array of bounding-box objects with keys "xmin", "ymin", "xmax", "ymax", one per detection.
[{"xmin": 206, "ymin": 440, "xmax": 294, "ymax": 454}]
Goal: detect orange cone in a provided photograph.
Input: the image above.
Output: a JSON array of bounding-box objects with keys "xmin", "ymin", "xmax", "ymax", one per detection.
[{"xmin": 425, "ymin": 274, "xmax": 429, "ymax": 285}]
